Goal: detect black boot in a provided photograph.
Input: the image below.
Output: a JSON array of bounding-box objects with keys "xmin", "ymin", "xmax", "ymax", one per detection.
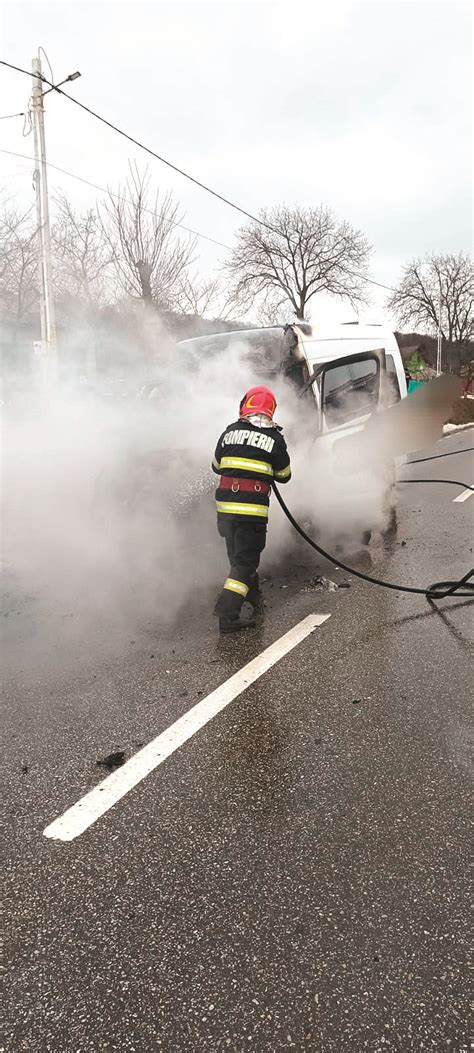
[
  {"xmin": 219, "ymin": 611, "xmax": 256, "ymax": 633},
  {"xmin": 246, "ymin": 574, "xmax": 265, "ymax": 614},
  {"xmin": 246, "ymin": 587, "xmax": 265, "ymax": 614}
]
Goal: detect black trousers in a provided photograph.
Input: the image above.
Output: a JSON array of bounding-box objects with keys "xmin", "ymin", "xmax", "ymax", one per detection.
[{"xmin": 215, "ymin": 518, "xmax": 267, "ymax": 614}]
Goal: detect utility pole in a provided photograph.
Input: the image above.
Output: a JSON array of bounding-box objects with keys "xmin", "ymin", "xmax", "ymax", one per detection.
[{"xmin": 31, "ymin": 54, "xmax": 57, "ymax": 375}]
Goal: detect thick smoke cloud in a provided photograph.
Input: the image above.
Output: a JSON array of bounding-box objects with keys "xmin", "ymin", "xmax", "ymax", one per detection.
[{"xmin": 3, "ymin": 318, "xmax": 455, "ymax": 669}]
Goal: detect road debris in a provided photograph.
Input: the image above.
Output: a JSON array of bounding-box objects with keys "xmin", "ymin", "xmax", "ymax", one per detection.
[
  {"xmin": 96, "ymin": 750, "xmax": 126, "ymax": 772},
  {"xmin": 301, "ymin": 576, "xmax": 338, "ymax": 592}
]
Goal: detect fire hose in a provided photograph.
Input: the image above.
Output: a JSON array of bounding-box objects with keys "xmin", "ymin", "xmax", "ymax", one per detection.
[{"xmin": 272, "ymin": 447, "xmax": 474, "ymax": 602}]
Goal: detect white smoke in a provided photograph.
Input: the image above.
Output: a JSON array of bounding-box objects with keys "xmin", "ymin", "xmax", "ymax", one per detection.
[{"xmin": 4, "ymin": 315, "xmax": 442, "ymax": 667}]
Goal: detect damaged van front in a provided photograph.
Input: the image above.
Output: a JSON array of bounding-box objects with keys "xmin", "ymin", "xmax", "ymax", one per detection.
[{"xmin": 177, "ymin": 322, "xmax": 407, "ymax": 543}]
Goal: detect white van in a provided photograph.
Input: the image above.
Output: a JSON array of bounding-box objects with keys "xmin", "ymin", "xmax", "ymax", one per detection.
[
  {"xmin": 177, "ymin": 323, "xmax": 407, "ymax": 542},
  {"xmin": 178, "ymin": 320, "xmax": 406, "ymax": 434}
]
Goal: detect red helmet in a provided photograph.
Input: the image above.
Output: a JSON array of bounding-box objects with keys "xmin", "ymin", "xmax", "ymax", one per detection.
[{"xmin": 240, "ymin": 385, "xmax": 277, "ymax": 420}]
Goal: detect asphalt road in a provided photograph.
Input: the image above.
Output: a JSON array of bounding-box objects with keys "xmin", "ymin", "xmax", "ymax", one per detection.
[{"xmin": 2, "ymin": 431, "xmax": 473, "ymax": 1052}]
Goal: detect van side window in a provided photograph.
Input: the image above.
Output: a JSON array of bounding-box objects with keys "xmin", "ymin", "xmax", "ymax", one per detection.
[
  {"xmin": 385, "ymin": 354, "xmax": 401, "ymax": 404},
  {"xmin": 321, "ymin": 358, "xmax": 378, "ymax": 428}
]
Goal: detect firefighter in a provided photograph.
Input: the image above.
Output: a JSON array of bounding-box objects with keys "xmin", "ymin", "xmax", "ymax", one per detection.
[{"xmin": 212, "ymin": 385, "xmax": 292, "ymax": 633}]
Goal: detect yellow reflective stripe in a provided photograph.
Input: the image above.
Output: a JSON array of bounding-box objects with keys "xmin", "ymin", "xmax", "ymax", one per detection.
[
  {"xmin": 274, "ymin": 464, "xmax": 291, "ymax": 480},
  {"xmin": 224, "ymin": 578, "xmax": 249, "ymax": 597},
  {"xmin": 212, "ymin": 457, "xmax": 220, "ymax": 470},
  {"xmin": 216, "ymin": 501, "xmax": 269, "ymax": 518},
  {"xmin": 219, "ymin": 455, "xmax": 273, "ymax": 476}
]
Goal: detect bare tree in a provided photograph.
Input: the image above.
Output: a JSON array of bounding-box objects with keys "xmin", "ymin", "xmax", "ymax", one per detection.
[
  {"xmin": 256, "ymin": 296, "xmax": 292, "ymax": 328},
  {"xmin": 175, "ymin": 274, "xmax": 229, "ymax": 319},
  {"xmin": 0, "ymin": 198, "xmax": 38, "ymax": 329},
  {"xmin": 387, "ymin": 253, "xmax": 474, "ymax": 347},
  {"xmin": 223, "ymin": 204, "xmax": 372, "ymax": 321},
  {"xmin": 52, "ymin": 191, "xmax": 116, "ymax": 309},
  {"xmin": 99, "ymin": 163, "xmax": 197, "ymax": 311}
]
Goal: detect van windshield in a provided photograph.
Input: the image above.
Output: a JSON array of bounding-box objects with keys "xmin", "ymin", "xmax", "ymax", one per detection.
[{"xmin": 178, "ymin": 328, "xmax": 292, "ymax": 374}]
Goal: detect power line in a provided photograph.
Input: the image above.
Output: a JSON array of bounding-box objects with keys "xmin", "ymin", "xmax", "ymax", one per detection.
[
  {"xmin": 0, "ymin": 111, "xmax": 25, "ymax": 119},
  {"xmin": 0, "ymin": 59, "xmax": 284, "ymax": 238},
  {"xmin": 355, "ymin": 274, "xmax": 395, "ymax": 293},
  {"xmin": 0, "ymin": 148, "xmax": 232, "ymax": 250},
  {"xmin": 38, "ymin": 46, "xmax": 54, "ymax": 85},
  {"xmin": 0, "ymin": 59, "xmax": 397, "ymax": 293},
  {"xmin": 22, "ymin": 107, "xmax": 33, "ymax": 137}
]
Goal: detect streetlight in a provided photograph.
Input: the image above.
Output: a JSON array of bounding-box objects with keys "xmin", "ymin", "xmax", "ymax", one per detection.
[{"xmin": 41, "ymin": 71, "xmax": 81, "ymax": 98}]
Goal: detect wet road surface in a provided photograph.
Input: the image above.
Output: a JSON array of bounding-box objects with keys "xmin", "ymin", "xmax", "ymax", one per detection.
[{"xmin": 2, "ymin": 432, "xmax": 473, "ymax": 1051}]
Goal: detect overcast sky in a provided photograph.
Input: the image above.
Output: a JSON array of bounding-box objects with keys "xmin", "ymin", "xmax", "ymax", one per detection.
[{"xmin": 1, "ymin": 0, "xmax": 472, "ymax": 326}]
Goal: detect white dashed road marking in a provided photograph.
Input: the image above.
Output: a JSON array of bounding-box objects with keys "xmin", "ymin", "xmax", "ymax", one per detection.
[
  {"xmin": 44, "ymin": 613, "xmax": 331, "ymax": 842},
  {"xmin": 453, "ymin": 485, "xmax": 473, "ymax": 503}
]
